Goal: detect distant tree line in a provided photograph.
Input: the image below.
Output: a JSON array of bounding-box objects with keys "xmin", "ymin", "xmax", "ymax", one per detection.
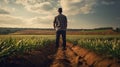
[
  {"xmin": 116, "ymin": 28, "xmax": 120, "ymax": 32},
  {"xmin": 94, "ymin": 27, "xmax": 113, "ymax": 30},
  {"xmin": 0, "ymin": 27, "xmax": 54, "ymax": 34},
  {"xmin": 0, "ymin": 28, "xmax": 23, "ymax": 34},
  {"xmin": 0, "ymin": 27, "xmax": 120, "ymax": 34}
]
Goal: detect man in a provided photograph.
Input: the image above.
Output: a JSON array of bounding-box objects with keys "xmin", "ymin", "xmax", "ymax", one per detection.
[{"xmin": 53, "ymin": 8, "xmax": 67, "ymax": 50}]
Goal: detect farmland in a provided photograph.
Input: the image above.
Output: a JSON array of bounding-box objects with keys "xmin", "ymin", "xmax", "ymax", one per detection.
[
  {"xmin": 0, "ymin": 35, "xmax": 120, "ymax": 67},
  {"xmin": 0, "ymin": 35, "xmax": 55, "ymax": 67},
  {"xmin": 0, "ymin": 27, "xmax": 120, "ymax": 67},
  {"xmin": 67, "ymin": 35, "xmax": 120, "ymax": 58},
  {"xmin": 0, "ymin": 27, "xmax": 120, "ymax": 35}
]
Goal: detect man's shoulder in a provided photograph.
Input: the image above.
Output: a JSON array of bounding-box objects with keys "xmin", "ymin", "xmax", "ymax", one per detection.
[
  {"xmin": 56, "ymin": 14, "xmax": 66, "ymax": 17},
  {"xmin": 61, "ymin": 14, "xmax": 66, "ymax": 17}
]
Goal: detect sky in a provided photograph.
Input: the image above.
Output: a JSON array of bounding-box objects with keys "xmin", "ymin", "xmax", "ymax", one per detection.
[{"xmin": 0, "ymin": 0, "xmax": 120, "ymax": 29}]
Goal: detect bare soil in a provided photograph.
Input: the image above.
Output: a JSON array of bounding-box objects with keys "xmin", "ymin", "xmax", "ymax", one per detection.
[
  {"xmin": 11, "ymin": 29, "xmax": 119, "ymax": 35},
  {"xmin": 0, "ymin": 42, "xmax": 120, "ymax": 67}
]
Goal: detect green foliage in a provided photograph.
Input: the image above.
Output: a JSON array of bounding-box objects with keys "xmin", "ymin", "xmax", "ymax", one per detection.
[
  {"xmin": 67, "ymin": 36, "xmax": 120, "ymax": 59},
  {"xmin": 0, "ymin": 36, "xmax": 55, "ymax": 62}
]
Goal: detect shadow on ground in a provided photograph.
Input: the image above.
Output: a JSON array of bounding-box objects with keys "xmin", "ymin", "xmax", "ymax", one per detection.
[{"xmin": 0, "ymin": 44, "xmax": 58, "ymax": 67}]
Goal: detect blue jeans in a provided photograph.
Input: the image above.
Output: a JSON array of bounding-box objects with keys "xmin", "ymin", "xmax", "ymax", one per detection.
[{"xmin": 56, "ymin": 30, "xmax": 66, "ymax": 48}]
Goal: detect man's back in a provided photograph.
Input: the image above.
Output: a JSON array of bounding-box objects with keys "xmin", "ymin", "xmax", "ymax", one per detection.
[
  {"xmin": 53, "ymin": 8, "xmax": 67, "ymax": 50},
  {"xmin": 54, "ymin": 14, "xmax": 67, "ymax": 30}
]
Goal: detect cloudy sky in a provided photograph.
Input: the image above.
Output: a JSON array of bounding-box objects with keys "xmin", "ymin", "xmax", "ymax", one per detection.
[{"xmin": 0, "ymin": 0, "xmax": 120, "ymax": 29}]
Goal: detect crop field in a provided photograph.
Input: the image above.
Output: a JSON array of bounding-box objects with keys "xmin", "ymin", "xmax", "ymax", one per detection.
[
  {"xmin": 0, "ymin": 35, "xmax": 120, "ymax": 67},
  {"xmin": 67, "ymin": 35, "xmax": 120, "ymax": 58}
]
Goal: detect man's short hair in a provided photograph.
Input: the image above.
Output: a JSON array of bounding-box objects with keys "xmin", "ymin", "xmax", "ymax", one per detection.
[{"xmin": 58, "ymin": 8, "xmax": 62, "ymax": 12}]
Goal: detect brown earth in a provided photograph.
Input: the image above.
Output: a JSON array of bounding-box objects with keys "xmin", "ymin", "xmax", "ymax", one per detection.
[
  {"xmin": 11, "ymin": 29, "xmax": 120, "ymax": 35},
  {"xmin": 0, "ymin": 42, "xmax": 120, "ymax": 67}
]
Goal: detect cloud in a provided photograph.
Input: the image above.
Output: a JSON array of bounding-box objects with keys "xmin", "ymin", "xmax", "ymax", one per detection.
[
  {"xmin": 0, "ymin": 8, "xmax": 10, "ymax": 14},
  {"xmin": 14, "ymin": 0, "xmax": 97, "ymax": 16},
  {"xmin": 0, "ymin": 5, "xmax": 15, "ymax": 14},
  {"xmin": 60, "ymin": 0, "xmax": 97, "ymax": 15},
  {"xmin": 15, "ymin": 0, "xmax": 58, "ymax": 15},
  {"xmin": 0, "ymin": 14, "xmax": 53, "ymax": 28},
  {"xmin": 101, "ymin": 0, "xmax": 115, "ymax": 5},
  {"xmin": 26, "ymin": 2, "xmax": 54, "ymax": 14},
  {"xmin": 4, "ymin": 0, "xmax": 9, "ymax": 4},
  {"xmin": 0, "ymin": 0, "xmax": 104, "ymax": 29},
  {"xmin": 30, "ymin": 16, "xmax": 54, "ymax": 28},
  {"xmin": 30, "ymin": 16, "xmax": 52, "ymax": 24},
  {"xmin": 0, "ymin": 0, "xmax": 58, "ymax": 28},
  {"xmin": 0, "ymin": 14, "xmax": 26, "ymax": 25},
  {"xmin": 28, "ymin": 15, "xmax": 54, "ymax": 28}
]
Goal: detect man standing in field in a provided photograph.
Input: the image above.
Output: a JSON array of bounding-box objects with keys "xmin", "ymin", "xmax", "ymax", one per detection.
[{"xmin": 53, "ymin": 8, "xmax": 67, "ymax": 50}]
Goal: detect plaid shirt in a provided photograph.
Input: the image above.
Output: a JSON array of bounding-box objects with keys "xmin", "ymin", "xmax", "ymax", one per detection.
[{"xmin": 53, "ymin": 14, "xmax": 67, "ymax": 31}]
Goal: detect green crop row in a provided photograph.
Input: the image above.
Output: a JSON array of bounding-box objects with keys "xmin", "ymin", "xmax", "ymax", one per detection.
[
  {"xmin": 0, "ymin": 37, "xmax": 55, "ymax": 62},
  {"xmin": 67, "ymin": 37, "xmax": 120, "ymax": 59}
]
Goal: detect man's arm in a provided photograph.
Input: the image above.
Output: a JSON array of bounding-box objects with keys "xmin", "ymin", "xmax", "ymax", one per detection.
[
  {"xmin": 65, "ymin": 16, "xmax": 67, "ymax": 28},
  {"xmin": 53, "ymin": 17, "xmax": 56, "ymax": 29}
]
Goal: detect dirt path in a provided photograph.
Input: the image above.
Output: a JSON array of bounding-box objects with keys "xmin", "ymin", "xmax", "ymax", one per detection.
[
  {"xmin": 50, "ymin": 43, "xmax": 89, "ymax": 67},
  {"xmin": 1, "ymin": 42, "xmax": 120, "ymax": 67},
  {"xmin": 50, "ymin": 42, "xmax": 120, "ymax": 67}
]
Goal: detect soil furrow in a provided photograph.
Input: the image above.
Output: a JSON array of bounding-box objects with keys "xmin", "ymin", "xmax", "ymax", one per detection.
[{"xmin": 1, "ymin": 42, "xmax": 120, "ymax": 67}]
